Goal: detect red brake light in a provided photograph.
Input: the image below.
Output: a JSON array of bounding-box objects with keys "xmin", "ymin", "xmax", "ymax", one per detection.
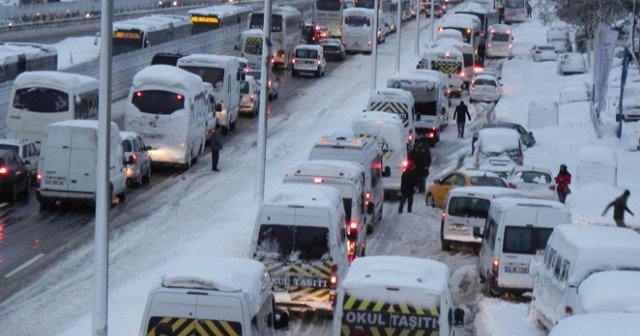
[
  {"xmin": 313, "ymin": 177, "xmax": 324, "ymax": 184},
  {"xmin": 135, "ymin": 91, "xmax": 143, "ymax": 97},
  {"xmin": 292, "ymin": 58, "xmax": 296, "ymax": 64},
  {"xmin": 0, "ymin": 166, "xmax": 8, "ymax": 175},
  {"xmin": 129, "ymin": 154, "xmax": 137, "ymax": 164},
  {"xmin": 487, "ymin": 43, "xmax": 492, "ymax": 48},
  {"xmin": 365, "ymin": 192, "xmax": 371, "ymax": 200},
  {"xmin": 509, "ymin": 44, "xmax": 513, "ymax": 49},
  {"xmin": 402, "ymin": 160, "xmax": 409, "ymax": 168},
  {"xmin": 330, "ymin": 265, "xmax": 338, "ymax": 288},
  {"xmin": 348, "ymin": 221, "xmax": 359, "ymax": 237},
  {"xmin": 508, "ymin": 183, "xmax": 517, "ymax": 189},
  {"xmin": 317, "ymin": 60, "xmax": 321, "ymax": 65},
  {"xmin": 176, "ymin": 94, "xmax": 183, "ymax": 101},
  {"xmin": 565, "ymin": 306, "xmax": 573, "ymax": 316},
  {"xmin": 441, "ymin": 211, "xmax": 446, "ymax": 220},
  {"xmin": 492, "ymin": 258, "xmax": 500, "ymax": 277}
]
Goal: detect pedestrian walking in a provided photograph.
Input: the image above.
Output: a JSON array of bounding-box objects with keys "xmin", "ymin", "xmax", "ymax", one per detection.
[
  {"xmin": 554, "ymin": 164, "xmax": 571, "ymax": 204},
  {"xmin": 498, "ymin": 5, "xmax": 505, "ymax": 24},
  {"xmin": 477, "ymin": 40, "xmax": 486, "ymax": 66},
  {"xmin": 453, "ymin": 101, "xmax": 471, "ymax": 138},
  {"xmin": 409, "ymin": 142, "xmax": 431, "ymax": 193},
  {"xmin": 471, "ymin": 132, "xmax": 479, "ymax": 155},
  {"xmin": 210, "ymin": 130, "xmax": 224, "ymax": 171},
  {"xmin": 398, "ymin": 162, "xmax": 417, "ymax": 213},
  {"xmin": 526, "ymin": 1, "xmax": 532, "ymax": 18},
  {"xmin": 602, "ymin": 190, "xmax": 635, "ymax": 228}
]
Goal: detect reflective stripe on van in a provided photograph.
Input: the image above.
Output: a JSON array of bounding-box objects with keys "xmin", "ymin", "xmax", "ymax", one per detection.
[
  {"xmin": 340, "ymin": 294, "xmax": 440, "ymax": 335},
  {"xmin": 368, "ymin": 101, "xmax": 410, "ymax": 126},
  {"xmin": 356, "ymin": 133, "xmax": 393, "ymax": 160},
  {"xmin": 257, "ymin": 257, "xmax": 333, "ymax": 303},
  {"xmin": 146, "ymin": 316, "xmax": 242, "ymax": 336}
]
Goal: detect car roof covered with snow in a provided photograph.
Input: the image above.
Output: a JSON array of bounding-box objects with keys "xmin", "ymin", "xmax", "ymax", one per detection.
[
  {"xmin": 369, "ymin": 88, "xmax": 415, "ymax": 102},
  {"xmin": 13, "ymin": 71, "xmax": 98, "ymax": 92},
  {"xmin": 549, "ymin": 225, "xmax": 640, "ymax": 285},
  {"xmin": 178, "ymin": 53, "xmax": 239, "ymax": 68},
  {"xmin": 548, "ymin": 313, "xmax": 640, "ymax": 336},
  {"xmin": 242, "ymin": 28, "xmax": 264, "ymax": 36},
  {"xmin": 458, "ymin": 169, "xmax": 503, "ymax": 178},
  {"xmin": 295, "ymin": 44, "xmax": 323, "ymax": 52},
  {"xmin": 133, "ymin": 64, "xmax": 203, "ymax": 94},
  {"xmin": 477, "ymin": 128, "xmax": 520, "ymax": 151},
  {"xmin": 49, "ymin": 120, "xmax": 119, "ymax": 132},
  {"xmin": 472, "ymin": 74, "xmax": 499, "ymax": 83},
  {"xmin": 286, "ymin": 160, "xmax": 364, "ymax": 181},
  {"xmin": 491, "ymin": 197, "xmax": 567, "ymax": 212},
  {"xmin": 342, "ymin": 256, "xmax": 450, "ymax": 296},
  {"xmin": 264, "ymin": 184, "xmax": 342, "ymax": 210},
  {"xmin": 120, "ymin": 131, "xmax": 140, "ymax": 141},
  {"xmin": 578, "ymin": 271, "xmax": 640, "ymax": 314},
  {"xmin": 454, "ymin": 2, "xmax": 490, "ymax": 14},
  {"xmin": 0, "ymin": 42, "xmax": 57, "ymax": 65},
  {"xmin": 447, "ymin": 186, "xmax": 522, "ymax": 199},
  {"xmin": 0, "ymin": 138, "xmax": 34, "ymax": 146},
  {"xmin": 113, "ymin": 14, "xmax": 190, "ymax": 32}
]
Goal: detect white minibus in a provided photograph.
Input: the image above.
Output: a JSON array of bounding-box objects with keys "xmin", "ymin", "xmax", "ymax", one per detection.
[
  {"xmin": 432, "ymin": 39, "xmax": 475, "ymax": 88},
  {"xmin": 367, "ymin": 89, "xmax": 416, "ymax": 149},
  {"xmin": 421, "ymin": 45, "xmax": 465, "ymax": 97},
  {"xmin": 486, "ymin": 24, "xmax": 514, "ymax": 58},
  {"xmin": 341, "ymin": 7, "xmax": 376, "ymax": 53}
]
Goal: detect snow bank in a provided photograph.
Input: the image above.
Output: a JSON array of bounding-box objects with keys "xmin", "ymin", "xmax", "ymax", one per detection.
[
  {"xmin": 474, "ymin": 298, "xmax": 545, "ymax": 336},
  {"xmin": 576, "ymin": 145, "xmax": 617, "ymax": 186},
  {"xmin": 548, "ymin": 313, "xmax": 640, "ymax": 336},
  {"xmin": 578, "ymin": 271, "xmax": 640, "ymax": 314}
]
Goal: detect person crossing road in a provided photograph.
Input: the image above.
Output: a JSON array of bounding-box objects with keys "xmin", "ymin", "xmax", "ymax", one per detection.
[{"xmin": 453, "ymin": 101, "xmax": 471, "ymax": 138}]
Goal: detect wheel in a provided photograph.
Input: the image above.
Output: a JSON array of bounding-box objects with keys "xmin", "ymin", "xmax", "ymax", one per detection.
[
  {"xmin": 291, "ymin": 70, "xmax": 297, "ymax": 77},
  {"xmin": 478, "ymin": 267, "xmax": 486, "ymax": 283},
  {"xmin": 118, "ymin": 187, "xmax": 126, "ymax": 204},
  {"xmin": 142, "ymin": 166, "xmax": 151, "ymax": 185},
  {"xmin": 230, "ymin": 118, "xmax": 237, "ymax": 131},
  {"xmin": 135, "ymin": 172, "xmax": 143, "ymax": 187},
  {"xmin": 221, "ymin": 125, "xmax": 229, "ymax": 134},
  {"xmin": 426, "ymin": 193, "xmax": 435, "ymax": 207},
  {"xmin": 441, "ymin": 239, "xmax": 451, "ymax": 251},
  {"xmin": 366, "ymin": 224, "xmax": 373, "ymax": 234},
  {"xmin": 488, "ymin": 276, "xmax": 500, "ymax": 297},
  {"xmin": 39, "ymin": 199, "xmax": 54, "ymax": 211},
  {"xmin": 316, "ymin": 69, "xmax": 321, "ymax": 77},
  {"xmin": 8, "ymin": 184, "xmax": 18, "ymax": 202}
]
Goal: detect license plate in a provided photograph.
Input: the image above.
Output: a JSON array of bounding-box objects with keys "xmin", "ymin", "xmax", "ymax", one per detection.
[
  {"xmin": 451, "ymin": 223, "xmax": 466, "ymax": 231},
  {"xmin": 45, "ymin": 178, "xmax": 65, "ymax": 186},
  {"xmin": 505, "ymin": 265, "xmax": 528, "ymax": 273}
]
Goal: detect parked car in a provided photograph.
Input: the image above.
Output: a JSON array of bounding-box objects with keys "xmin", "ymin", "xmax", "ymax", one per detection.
[
  {"xmin": 426, "ymin": 170, "xmax": 507, "ymax": 208},
  {"xmin": 559, "ymin": 81, "xmax": 591, "ymax": 104},
  {"xmin": 470, "ymin": 74, "xmax": 502, "ymax": 103},
  {"xmin": 558, "ymin": 53, "xmax": 587, "ymax": 75},
  {"xmin": 121, "ymin": 131, "xmax": 152, "ymax": 187},
  {"xmin": 0, "ymin": 138, "xmax": 39, "ymax": 181},
  {"xmin": 481, "ymin": 122, "xmax": 536, "ymax": 148},
  {"xmin": 0, "ymin": 149, "xmax": 30, "ymax": 202},
  {"xmin": 505, "ymin": 166, "xmax": 556, "ymax": 200},
  {"xmin": 246, "ymin": 69, "xmax": 279, "ymax": 100},
  {"xmin": 319, "ymin": 39, "xmax": 346, "ymax": 61},
  {"xmin": 530, "ymin": 44, "xmax": 557, "ymax": 62},
  {"xmin": 547, "ymin": 25, "xmax": 571, "ymax": 53}
]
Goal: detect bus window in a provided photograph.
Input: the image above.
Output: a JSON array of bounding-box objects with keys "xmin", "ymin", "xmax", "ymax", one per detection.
[
  {"xmin": 13, "ymin": 87, "xmax": 69, "ymax": 113},
  {"xmin": 131, "ymin": 90, "xmax": 185, "ymax": 115},
  {"xmin": 345, "ymin": 16, "xmax": 371, "ymax": 27},
  {"xmin": 75, "ymin": 90, "xmax": 99, "ymax": 120}
]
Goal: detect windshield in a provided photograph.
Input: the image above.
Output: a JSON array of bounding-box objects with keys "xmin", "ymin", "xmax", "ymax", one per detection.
[
  {"xmin": 0, "ymin": 145, "xmax": 19, "ymax": 155},
  {"xmin": 317, "ymin": 0, "xmax": 342, "ymax": 11},
  {"xmin": 240, "ymin": 81, "xmax": 250, "ymax": 94},
  {"xmin": 474, "ymin": 78, "xmax": 497, "ymax": 86},
  {"xmin": 470, "ymin": 176, "xmax": 507, "ymax": 187},
  {"xmin": 503, "ymin": 226, "xmax": 554, "ymax": 255},
  {"xmin": 355, "ymin": 0, "xmax": 375, "ymax": 9},
  {"xmin": 343, "ymin": 198, "xmax": 353, "ymax": 221},
  {"xmin": 13, "ymin": 87, "xmax": 69, "ymax": 113},
  {"xmin": 180, "ymin": 66, "xmax": 225, "ymax": 92},
  {"xmin": 448, "ymin": 196, "xmax": 491, "ymax": 218},
  {"xmin": 296, "ymin": 49, "xmax": 318, "ymax": 59},
  {"xmin": 256, "ymin": 225, "xmax": 330, "ymax": 261},
  {"xmin": 491, "ymin": 32, "xmax": 510, "ymax": 42},
  {"xmin": 415, "ymin": 101, "xmax": 437, "ymax": 116},
  {"xmin": 513, "ymin": 171, "xmax": 552, "ymax": 184},
  {"xmin": 345, "ymin": 15, "xmax": 371, "ymax": 27},
  {"xmin": 131, "ymin": 90, "xmax": 185, "ymax": 115},
  {"xmin": 506, "ymin": 0, "xmax": 525, "ymax": 8}
]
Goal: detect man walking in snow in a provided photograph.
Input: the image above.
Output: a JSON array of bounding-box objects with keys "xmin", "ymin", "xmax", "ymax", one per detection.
[
  {"xmin": 409, "ymin": 142, "xmax": 431, "ymax": 194},
  {"xmin": 453, "ymin": 101, "xmax": 471, "ymax": 138},
  {"xmin": 602, "ymin": 190, "xmax": 635, "ymax": 228},
  {"xmin": 210, "ymin": 130, "xmax": 223, "ymax": 171},
  {"xmin": 398, "ymin": 162, "xmax": 417, "ymax": 213}
]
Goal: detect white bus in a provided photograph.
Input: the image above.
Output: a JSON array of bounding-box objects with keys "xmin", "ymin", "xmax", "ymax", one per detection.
[
  {"xmin": 421, "ymin": 45, "xmax": 464, "ymax": 97},
  {"xmin": 188, "ymin": 4, "xmax": 252, "ymax": 35},
  {"xmin": 316, "ymin": 0, "xmax": 344, "ymax": 38},
  {"xmin": 112, "ymin": 15, "xmax": 191, "ymax": 55},
  {"xmin": 6, "ymin": 71, "xmax": 99, "ymax": 147},
  {"xmin": 504, "ymin": 0, "xmax": 527, "ymax": 24},
  {"xmin": 125, "ymin": 65, "xmax": 207, "ymax": 170},
  {"xmin": 248, "ymin": 5, "xmax": 302, "ymax": 68},
  {"xmin": 341, "ymin": 8, "xmax": 376, "ymax": 53},
  {"xmin": 355, "ymin": 0, "xmax": 395, "ymax": 34},
  {"xmin": 485, "ymin": 24, "xmax": 513, "ymax": 58}
]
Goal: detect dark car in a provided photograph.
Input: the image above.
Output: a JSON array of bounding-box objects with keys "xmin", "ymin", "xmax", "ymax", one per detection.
[
  {"xmin": 319, "ymin": 39, "xmax": 346, "ymax": 61},
  {"xmin": 481, "ymin": 122, "xmax": 536, "ymax": 148},
  {"xmin": 151, "ymin": 52, "xmax": 184, "ymax": 66},
  {"xmin": 0, "ymin": 149, "xmax": 30, "ymax": 202}
]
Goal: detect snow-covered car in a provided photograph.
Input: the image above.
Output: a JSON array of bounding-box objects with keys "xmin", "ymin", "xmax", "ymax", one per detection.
[
  {"xmin": 121, "ymin": 131, "xmax": 152, "ymax": 187},
  {"xmin": 246, "ymin": 69, "xmax": 279, "ymax": 100},
  {"xmin": 528, "ymin": 99, "xmax": 559, "ymax": 129},
  {"xmin": 319, "ymin": 38, "xmax": 346, "ymax": 61},
  {"xmin": 470, "ymin": 74, "xmax": 502, "ymax": 103},
  {"xmin": 481, "ymin": 122, "xmax": 536, "ymax": 148},
  {"xmin": 548, "ymin": 313, "xmax": 640, "ymax": 336},
  {"xmin": 609, "ymin": 68, "xmax": 640, "ymax": 88},
  {"xmin": 547, "ymin": 25, "xmax": 571, "ymax": 53},
  {"xmin": 239, "ymin": 75, "xmax": 260, "ymax": 117},
  {"xmin": 474, "ymin": 67, "xmax": 501, "ymax": 80},
  {"xmin": 474, "ymin": 128, "xmax": 523, "ymax": 177},
  {"xmin": 557, "ymin": 53, "xmax": 587, "ymax": 75},
  {"xmin": 426, "ymin": 170, "xmax": 508, "ymax": 208},
  {"xmin": 559, "ymin": 80, "xmax": 591, "ymax": 104},
  {"xmin": 0, "ymin": 138, "xmax": 39, "ymax": 181},
  {"xmin": 530, "ymin": 44, "xmax": 557, "ymax": 62},
  {"xmin": 505, "ymin": 166, "xmax": 556, "ymax": 200}
]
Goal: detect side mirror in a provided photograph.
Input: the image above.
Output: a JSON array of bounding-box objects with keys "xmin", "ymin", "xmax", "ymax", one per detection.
[
  {"xmin": 367, "ymin": 202, "xmax": 374, "ymax": 215},
  {"xmin": 472, "ymin": 226, "xmax": 482, "ymax": 239},
  {"xmin": 382, "ymin": 166, "xmax": 391, "ymax": 177},
  {"xmin": 215, "ymin": 103, "xmax": 223, "ymax": 112},
  {"xmin": 273, "ymin": 310, "xmax": 290, "ymax": 330},
  {"xmin": 127, "ymin": 155, "xmax": 136, "ymax": 165},
  {"xmin": 146, "ymin": 146, "xmax": 153, "ymax": 151},
  {"xmin": 453, "ymin": 308, "xmax": 465, "ymax": 326}
]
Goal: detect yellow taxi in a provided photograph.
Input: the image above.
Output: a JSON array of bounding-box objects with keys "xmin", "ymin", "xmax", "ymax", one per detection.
[{"xmin": 426, "ymin": 170, "xmax": 507, "ymax": 208}]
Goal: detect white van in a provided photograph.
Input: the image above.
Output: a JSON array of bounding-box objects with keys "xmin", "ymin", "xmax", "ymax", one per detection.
[
  {"xmin": 367, "ymin": 88, "xmax": 416, "ymax": 149},
  {"xmin": 486, "ymin": 24, "xmax": 514, "ymax": 59},
  {"xmin": 387, "ymin": 70, "xmax": 449, "ymax": 143},
  {"xmin": 6, "ymin": 71, "xmax": 99, "ymax": 147},
  {"xmin": 125, "ymin": 65, "xmax": 207, "ymax": 170},
  {"xmin": 432, "ymin": 39, "xmax": 476, "ymax": 88},
  {"xmin": 240, "ymin": 28, "xmax": 264, "ymax": 68},
  {"xmin": 474, "ymin": 128, "xmax": 523, "ymax": 178},
  {"xmin": 341, "ymin": 7, "xmax": 376, "ymax": 53},
  {"xmin": 178, "ymin": 54, "xmax": 241, "ymax": 133},
  {"xmin": 441, "ymin": 186, "xmax": 522, "ymax": 251},
  {"xmin": 420, "ymin": 45, "xmax": 465, "ymax": 97},
  {"xmin": 239, "ymin": 75, "xmax": 260, "ymax": 117},
  {"xmin": 332, "ymin": 256, "xmax": 465, "ymax": 336},
  {"xmin": 548, "ymin": 313, "xmax": 640, "ymax": 336},
  {"xmin": 436, "ymin": 14, "xmax": 482, "ymax": 50},
  {"xmin": 292, "ymin": 44, "xmax": 326, "ymax": 77},
  {"xmin": 36, "ymin": 120, "xmax": 126, "ymax": 208},
  {"xmin": 475, "ymin": 198, "xmax": 571, "ymax": 296},
  {"xmin": 436, "ymin": 28, "xmax": 464, "ymax": 42},
  {"xmin": 251, "ymin": 184, "xmax": 349, "ymax": 312},
  {"xmin": 139, "ymin": 258, "xmax": 289, "ymax": 336},
  {"xmin": 309, "ymin": 131, "xmax": 384, "ymax": 228},
  {"xmin": 531, "ymin": 225, "xmax": 640, "ymax": 330},
  {"xmin": 352, "ymin": 112, "xmax": 407, "ymax": 193},
  {"xmin": 283, "ymin": 160, "xmax": 369, "ymax": 260}
]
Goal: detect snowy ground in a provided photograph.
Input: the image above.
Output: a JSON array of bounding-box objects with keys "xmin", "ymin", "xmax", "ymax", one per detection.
[
  {"xmin": 52, "ymin": 36, "xmax": 100, "ymax": 70},
  {"xmin": 2, "ymin": 6, "xmax": 640, "ymax": 336}
]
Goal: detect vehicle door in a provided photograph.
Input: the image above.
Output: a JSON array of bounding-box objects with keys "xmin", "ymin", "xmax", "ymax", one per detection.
[
  {"xmin": 478, "ymin": 216, "xmax": 499, "ymax": 278},
  {"xmin": 68, "ymin": 128, "xmax": 96, "ymax": 194},
  {"xmin": 23, "ymin": 143, "xmax": 39, "ymax": 176},
  {"xmin": 40, "ymin": 128, "xmax": 72, "ymax": 192},
  {"xmin": 8, "ymin": 153, "xmax": 28, "ymax": 190},
  {"xmin": 136, "ymin": 137, "xmax": 151, "ymax": 174},
  {"xmin": 194, "ymin": 295, "xmax": 244, "ymax": 336},
  {"xmin": 434, "ymin": 174, "xmax": 457, "ymax": 207}
]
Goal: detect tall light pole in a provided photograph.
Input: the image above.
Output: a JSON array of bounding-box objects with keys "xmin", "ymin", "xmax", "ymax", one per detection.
[
  {"xmin": 395, "ymin": 0, "xmax": 402, "ymax": 74},
  {"xmin": 93, "ymin": 0, "xmax": 112, "ymax": 334},
  {"xmin": 415, "ymin": 0, "xmax": 421, "ymax": 56},
  {"xmin": 255, "ymin": 1, "xmax": 272, "ymax": 202},
  {"xmin": 430, "ymin": 0, "xmax": 435, "ymax": 42},
  {"xmin": 371, "ymin": 0, "xmax": 380, "ymax": 91}
]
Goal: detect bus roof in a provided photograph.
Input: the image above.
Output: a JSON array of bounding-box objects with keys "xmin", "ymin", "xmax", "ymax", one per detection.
[
  {"xmin": 132, "ymin": 65, "xmax": 203, "ymax": 95},
  {"xmin": 188, "ymin": 4, "xmax": 252, "ymax": 17},
  {"xmin": 264, "ymin": 184, "xmax": 342, "ymax": 210},
  {"xmin": 113, "ymin": 14, "xmax": 191, "ymax": 33},
  {"xmin": 388, "ymin": 69, "xmax": 445, "ymax": 85},
  {"xmin": 286, "ymin": 160, "xmax": 364, "ymax": 182},
  {"xmin": 343, "ymin": 7, "xmax": 374, "ymax": 16},
  {"xmin": 13, "ymin": 71, "xmax": 98, "ymax": 92},
  {"xmin": 178, "ymin": 54, "xmax": 239, "ymax": 68},
  {"xmin": 0, "ymin": 42, "xmax": 57, "ymax": 65}
]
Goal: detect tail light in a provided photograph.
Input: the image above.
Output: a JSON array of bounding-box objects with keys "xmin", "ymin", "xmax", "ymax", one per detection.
[
  {"xmin": 488, "ymin": 43, "xmax": 492, "ymax": 48},
  {"xmin": 129, "ymin": 154, "xmax": 137, "ymax": 164},
  {"xmin": 0, "ymin": 166, "xmax": 8, "ymax": 175},
  {"xmin": 460, "ymin": 71, "xmax": 466, "ymax": 77},
  {"xmin": 348, "ymin": 221, "xmax": 359, "ymax": 238},
  {"xmin": 270, "ymin": 58, "xmax": 275, "ymax": 64},
  {"xmin": 474, "ymin": 66, "xmax": 483, "ymax": 73},
  {"xmin": 267, "ymin": 80, "xmax": 272, "ymax": 87},
  {"xmin": 408, "ymin": 132, "xmax": 413, "ymax": 141},
  {"xmin": 492, "ymin": 258, "xmax": 500, "ymax": 278},
  {"xmin": 441, "ymin": 211, "xmax": 446, "ymax": 220},
  {"xmin": 292, "ymin": 58, "xmax": 296, "ymax": 64},
  {"xmin": 317, "ymin": 60, "xmax": 322, "ymax": 65},
  {"xmin": 548, "ymin": 185, "xmax": 556, "ymax": 190},
  {"xmin": 508, "ymin": 183, "xmax": 517, "ymax": 189},
  {"xmin": 365, "ymin": 192, "xmax": 371, "ymax": 202},
  {"xmin": 565, "ymin": 306, "xmax": 573, "ymax": 316},
  {"xmin": 348, "ymin": 241, "xmax": 356, "ymax": 263},
  {"xmin": 402, "ymin": 159, "xmax": 409, "ymax": 172},
  {"xmin": 509, "ymin": 44, "xmax": 513, "ymax": 49},
  {"xmin": 329, "ymin": 264, "xmax": 338, "ymax": 304}
]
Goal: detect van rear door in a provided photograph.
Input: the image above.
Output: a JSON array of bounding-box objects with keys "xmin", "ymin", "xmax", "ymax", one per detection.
[
  {"xmin": 40, "ymin": 126, "xmax": 72, "ymax": 192},
  {"xmin": 68, "ymin": 127, "xmax": 96, "ymax": 195},
  {"xmin": 195, "ymin": 295, "xmax": 244, "ymax": 335},
  {"xmin": 144, "ymin": 291, "xmax": 197, "ymax": 335}
]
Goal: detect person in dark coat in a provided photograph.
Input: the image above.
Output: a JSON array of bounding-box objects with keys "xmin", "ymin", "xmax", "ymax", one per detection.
[
  {"xmin": 398, "ymin": 162, "xmax": 417, "ymax": 213},
  {"xmin": 471, "ymin": 132, "xmax": 479, "ymax": 155},
  {"xmin": 210, "ymin": 130, "xmax": 224, "ymax": 171},
  {"xmin": 477, "ymin": 40, "xmax": 486, "ymax": 66},
  {"xmin": 602, "ymin": 190, "xmax": 634, "ymax": 228},
  {"xmin": 526, "ymin": 1, "xmax": 532, "ymax": 18},
  {"xmin": 498, "ymin": 5, "xmax": 505, "ymax": 24},
  {"xmin": 554, "ymin": 164, "xmax": 571, "ymax": 204},
  {"xmin": 409, "ymin": 142, "xmax": 431, "ymax": 193},
  {"xmin": 453, "ymin": 101, "xmax": 472, "ymax": 138}
]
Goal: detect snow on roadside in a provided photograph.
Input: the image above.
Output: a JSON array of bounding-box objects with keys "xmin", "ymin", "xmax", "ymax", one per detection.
[
  {"xmin": 474, "ymin": 298, "xmax": 545, "ymax": 336},
  {"xmin": 51, "ymin": 36, "xmax": 99, "ymax": 70}
]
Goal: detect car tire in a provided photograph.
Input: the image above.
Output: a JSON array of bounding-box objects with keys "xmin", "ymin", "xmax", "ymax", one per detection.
[
  {"xmin": 230, "ymin": 119, "xmax": 237, "ymax": 132},
  {"xmin": 316, "ymin": 69, "xmax": 321, "ymax": 77},
  {"xmin": 291, "ymin": 70, "xmax": 297, "ymax": 77},
  {"xmin": 488, "ymin": 276, "xmax": 500, "ymax": 297},
  {"xmin": 478, "ymin": 267, "xmax": 486, "ymax": 283},
  {"xmin": 39, "ymin": 199, "xmax": 54, "ymax": 211},
  {"xmin": 19, "ymin": 182, "xmax": 29, "ymax": 199},
  {"xmin": 118, "ymin": 187, "xmax": 126, "ymax": 204},
  {"xmin": 8, "ymin": 184, "xmax": 18, "ymax": 203},
  {"xmin": 135, "ymin": 173, "xmax": 143, "ymax": 187},
  {"xmin": 366, "ymin": 224, "xmax": 373, "ymax": 234},
  {"xmin": 143, "ymin": 166, "xmax": 151, "ymax": 185},
  {"xmin": 441, "ymin": 239, "xmax": 451, "ymax": 251},
  {"xmin": 426, "ymin": 193, "xmax": 435, "ymax": 207}
]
